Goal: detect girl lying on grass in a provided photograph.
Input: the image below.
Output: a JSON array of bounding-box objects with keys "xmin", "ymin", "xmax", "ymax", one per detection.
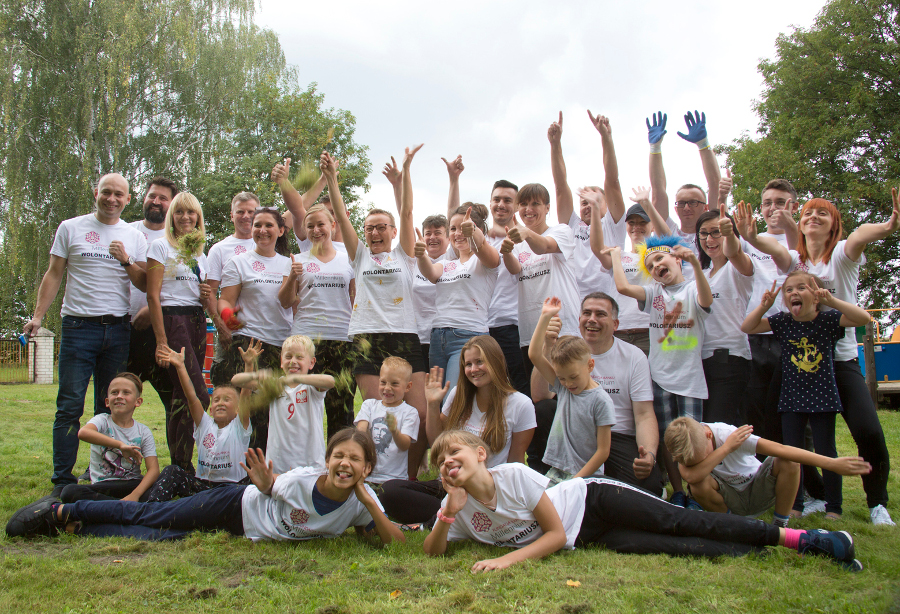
[
  {"xmin": 6, "ymin": 429, "xmax": 404, "ymax": 546},
  {"xmin": 423, "ymin": 430, "xmax": 863, "ymax": 572}
]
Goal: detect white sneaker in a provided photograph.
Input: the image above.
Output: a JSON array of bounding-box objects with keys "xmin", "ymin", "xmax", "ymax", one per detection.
[
  {"xmin": 802, "ymin": 499, "xmax": 827, "ymax": 517},
  {"xmin": 870, "ymin": 504, "xmax": 896, "ymax": 526}
]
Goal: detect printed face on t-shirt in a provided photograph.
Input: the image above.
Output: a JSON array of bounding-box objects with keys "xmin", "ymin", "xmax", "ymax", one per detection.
[
  {"xmin": 517, "ymin": 198, "xmax": 549, "ymax": 230},
  {"xmin": 378, "ymin": 365, "xmax": 412, "ymax": 407},
  {"xmin": 490, "ymin": 188, "xmax": 517, "ymax": 226},
  {"xmin": 281, "ymin": 345, "xmax": 315, "ymax": 375},
  {"xmin": 210, "ymin": 386, "xmax": 239, "ymax": 427},
  {"xmin": 105, "ymin": 377, "xmax": 142, "ymax": 417}
]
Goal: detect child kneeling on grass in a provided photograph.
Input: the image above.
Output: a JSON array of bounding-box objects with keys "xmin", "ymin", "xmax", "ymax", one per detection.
[
  {"xmin": 664, "ymin": 417, "xmax": 871, "ymax": 527},
  {"xmin": 423, "ymin": 430, "xmax": 863, "ymax": 572},
  {"xmin": 6, "ymin": 429, "xmax": 404, "ymax": 545},
  {"xmin": 59, "ymin": 373, "xmax": 159, "ymax": 504}
]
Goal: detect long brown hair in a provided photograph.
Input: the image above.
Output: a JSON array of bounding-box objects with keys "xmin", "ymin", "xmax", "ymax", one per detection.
[
  {"xmin": 444, "ymin": 336, "xmax": 515, "ymax": 454},
  {"xmin": 797, "ymin": 198, "xmax": 843, "ymax": 265}
]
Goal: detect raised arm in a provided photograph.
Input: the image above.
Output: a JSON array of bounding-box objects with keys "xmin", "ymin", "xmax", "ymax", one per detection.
[
  {"xmin": 528, "ymin": 297, "xmax": 562, "ymax": 385},
  {"xmin": 719, "ymin": 206, "xmax": 753, "ymax": 276},
  {"xmin": 718, "ymin": 169, "xmax": 733, "ymax": 208},
  {"xmin": 676, "ymin": 111, "xmax": 720, "ymax": 205},
  {"xmin": 844, "ymin": 185, "xmax": 900, "ymax": 262},
  {"xmin": 460, "ymin": 207, "xmax": 500, "ymax": 268},
  {"xmin": 272, "ymin": 158, "xmax": 326, "ymax": 241},
  {"xmin": 167, "ymin": 347, "xmax": 206, "ymax": 427},
  {"xmin": 442, "ymin": 155, "xmax": 464, "ymax": 218},
  {"xmin": 813, "ymin": 280, "xmax": 871, "ymax": 327},
  {"xmin": 642, "ymin": 184, "xmax": 674, "ymax": 238},
  {"xmin": 548, "ymin": 111, "xmax": 574, "ymax": 224},
  {"xmin": 588, "ymin": 111, "xmax": 625, "ymax": 223},
  {"xmin": 415, "ymin": 228, "xmax": 443, "ymax": 282},
  {"xmin": 320, "ymin": 151, "xmax": 359, "ymax": 259},
  {"xmin": 382, "ymin": 156, "xmax": 402, "ymax": 211},
  {"xmin": 646, "ymin": 112, "xmax": 669, "ymax": 221},
  {"xmin": 741, "ymin": 281, "xmax": 779, "ymax": 334},
  {"xmin": 679, "ymin": 425, "xmax": 753, "ymax": 485},
  {"xmin": 588, "ymin": 194, "xmax": 612, "ymax": 269},
  {"xmin": 675, "ymin": 246, "xmax": 712, "ymax": 308},
  {"xmin": 424, "ymin": 366, "xmax": 450, "ymax": 445},
  {"xmin": 399, "ymin": 144, "xmax": 424, "ymax": 257},
  {"xmin": 605, "ymin": 246, "xmax": 646, "ymax": 301},
  {"xmin": 282, "ymin": 372, "xmax": 335, "ymax": 392},
  {"xmin": 734, "ymin": 200, "xmax": 792, "ymax": 271}
]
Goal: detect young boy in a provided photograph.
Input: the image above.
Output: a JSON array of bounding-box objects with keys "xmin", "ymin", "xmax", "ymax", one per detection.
[
  {"xmin": 144, "ymin": 344, "xmax": 254, "ymax": 502},
  {"xmin": 59, "ymin": 373, "xmax": 159, "ymax": 503},
  {"xmin": 665, "ymin": 417, "xmax": 872, "ymax": 527},
  {"xmin": 355, "ymin": 356, "xmax": 421, "ymax": 488},
  {"xmin": 232, "ymin": 335, "xmax": 335, "ymax": 474},
  {"xmin": 528, "ymin": 297, "xmax": 615, "ymax": 484}
]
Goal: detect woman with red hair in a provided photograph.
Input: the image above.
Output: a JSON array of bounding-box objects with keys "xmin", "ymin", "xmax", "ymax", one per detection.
[{"xmin": 735, "ymin": 189, "xmax": 900, "ymax": 525}]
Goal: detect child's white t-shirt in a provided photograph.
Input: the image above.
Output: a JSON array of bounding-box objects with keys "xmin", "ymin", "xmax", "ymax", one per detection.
[
  {"xmin": 567, "ymin": 212, "xmax": 618, "ymax": 299},
  {"xmin": 206, "ymin": 236, "xmax": 257, "ymax": 282},
  {"xmin": 266, "ymin": 382, "xmax": 328, "ymax": 474},
  {"xmin": 86, "ymin": 414, "xmax": 156, "ymax": 483},
  {"xmin": 241, "ymin": 467, "xmax": 380, "ymax": 542},
  {"xmin": 641, "ymin": 280, "xmax": 710, "ymax": 399},
  {"xmin": 781, "ymin": 240, "xmax": 863, "ymax": 362},
  {"xmin": 430, "ymin": 255, "xmax": 499, "ymax": 333},
  {"xmin": 194, "ymin": 413, "xmax": 252, "ymax": 483},
  {"xmin": 702, "ymin": 261, "xmax": 753, "ymax": 360},
  {"xmin": 486, "ymin": 235, "xmax": 519, "ymax": 328},
  {"xmin": 742, "ymin": 233, "xmax": 790, "ymax": 328},
  {"xmin": 128, "ymin": 221, "xmax": 165, "ymax": 316},
  {"xmin": 509, "ymin": 224, "xmax": 581, "ymax": 346},
  {"xmin": 354, "ymin": 399, "xmax": 420, "ymax": 483},
  {"xmin": 349, "ymin": 244, "xmax": 418, "ymax": 336},
  {"xmin": 49, "ymin": 214, "xmax": 148, "ymax": 317},
  {"xmin": 606, "ymin": 236, "xmax": 651, "ymax": 330},
  {"xmin": 148, "ymin": 238, "xmax": 209, "ymax": 307},
  {"xmin": 705, "ymin": 422, "xmax": 762, "ymax": 492},
  {"xmin": 290, "ymin": 251, "xmax": 354, "ymax": 341},
  {"xmin": 543, "ymin": 382, "xmax": 616, "ymax": 478},
  {"xmin": 442, "ymin": 388, "xmax": 536, "ymax": 467},
  {"xmin": 412, "ymin": 254, "xmax": 443, "ymax": 344},
  {"xmin": 444, "ymin": 463, "xmax": 586, "ymax": 550},
  {"xmin": 590, "ymin": 338, "xmax": 654, "ymax": 436},
  {"xmin": 220, "ymin": 250, "xmax": 293, "ymax": 346},
  {"xmin": 665, "ymin": 216, "xmax": 699, "ymax": 282}
]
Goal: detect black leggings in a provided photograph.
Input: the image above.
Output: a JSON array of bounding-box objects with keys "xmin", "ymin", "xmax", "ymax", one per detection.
[
  {"xmin": 781, "ymin": 412, "xmax": 841, "ymax": 514},
  {"xmin": 378, "ymin": 478, "xmax": 444, "ymax": 524},
  {"xmin": 576, "ymin": 479, "xmax": 780, "ymax": 557}
]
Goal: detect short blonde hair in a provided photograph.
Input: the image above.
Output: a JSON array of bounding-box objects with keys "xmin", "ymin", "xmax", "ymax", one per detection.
[
  {"xmin": 282, "ymin": 334, "xmax": 315, "ymax": 358},
  {"xmin": 664, "ymin": 417, "xmax": 708, "ymax": 466},
  {"xmin": 164, "ymin": 192, "xmax": 206, "ymax": 252},
  {"xmin": 366, "ymin": 208, "xmax": 396, "ymax": 226},
  {"xmin": 231, "ymin": 191, "xmax": 260, "ymax": 212},
  {"xmin": 429, "ymin": 429, "xmax": 488, "ymax": 469},
  {"xmin": 549, "ymin": 335, "xmax": 592, "ymax": 368},
  {"xmin": 381, "ymin": 356, "xmax": 412, "ymax": 381}
]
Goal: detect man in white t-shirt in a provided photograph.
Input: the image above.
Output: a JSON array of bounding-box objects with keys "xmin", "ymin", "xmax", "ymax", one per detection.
[
  {"xmin": 127, "ymin": 177, "xmax": 178, "ymax": 420},
  {"xmin": 24, "ymin": 173, "xmax": 148, "ymax": 496},
  {"xmin": 529, "ymin": 292, "xmax": 663, "ymax": 495}
]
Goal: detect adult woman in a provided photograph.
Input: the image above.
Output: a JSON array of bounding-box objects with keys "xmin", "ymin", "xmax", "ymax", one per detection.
[
  {"xmin": 278, "ymin": 203, "xmax": 357, "ymax": 441},
  {"xmin": 327, "ymin": 145, "xmax": 429, "ymax": 479},
  {"xmin": 416, "ymin": 204, "xmax": 500, "ymax": 391},
  {"xmin": 147, "ymin": 192, "xmax": 215, "ymax": 470},
  {"xmin": 378, "ymin": 335, "xmax": 536, "ymax": 524},
  {"xmin": 218, "ymin": 207, "xmax": 293, "ymax": 450},
  {"xmin": 735, "ymin": 191, "xmax": 900, "ymax": 525}
]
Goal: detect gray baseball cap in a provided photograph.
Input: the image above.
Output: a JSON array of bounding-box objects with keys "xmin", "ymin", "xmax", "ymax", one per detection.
[{"xmin": 625, "ymin": 204, "xmax": 650, "ymax": 223}]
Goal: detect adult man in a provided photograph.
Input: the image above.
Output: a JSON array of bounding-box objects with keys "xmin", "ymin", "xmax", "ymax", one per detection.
[
  {"xmin": 127, "ymin": 177, "xmax": 178, "ymax": 420},
  {"xmin": 24, "ymin": 173, "xmax": 148, "ymax": 496},
  {"xmin": 529, "ymin": 292, "xmax": 662, "ymax": 495}
]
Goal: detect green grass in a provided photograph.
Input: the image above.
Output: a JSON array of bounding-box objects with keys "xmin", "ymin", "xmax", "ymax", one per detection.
[{"xmin": 1, "ymin": 384, "xmax": 899, "ymax": 613}]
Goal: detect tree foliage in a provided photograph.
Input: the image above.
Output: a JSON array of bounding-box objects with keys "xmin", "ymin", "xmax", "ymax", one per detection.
[
  {"xmin": 720, "ymin": 0, "xmax": 900, "ymax": 323},
  {"xmin": 0, "ymin": 0, "xmax": 370, "ymax": 336}
]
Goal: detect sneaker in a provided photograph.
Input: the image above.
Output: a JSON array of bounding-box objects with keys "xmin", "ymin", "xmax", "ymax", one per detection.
[
  {"xmin": 685, "ymin": 497, "xmax": 704, "ymax": 512},
  {"xmin": 49, "ymin": 484, "xmax": 66, "ymax": 498},
  {"xmin": 869, "ymin": 504, "xmax": 896, "ymax": 526},
  {"xmin": 670, "ymin": 491, "xmax": 688, "ymax": 508},
  {"xmin": 797, "ymin": 529, "xmax": 855, "ymax": 565},
  {"xmin": 5, "ymin": 496, "xmax": 64, "ymax": 538},
  {"xmin": 842, "ymin": 559, "xmax": 864, "ymax": 572},
  {"xmin": 802, "ymin": 498, "xmax": 827, "ymax": 517},
  {"xmin": 77, "ymin": 468, "xmax": 90, "ymax": 483}
]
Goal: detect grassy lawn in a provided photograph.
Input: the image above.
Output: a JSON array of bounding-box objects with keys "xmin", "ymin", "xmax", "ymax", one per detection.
[{"xmin": 1, "ymin": 383, "xmax": 899, "ymax": 613}]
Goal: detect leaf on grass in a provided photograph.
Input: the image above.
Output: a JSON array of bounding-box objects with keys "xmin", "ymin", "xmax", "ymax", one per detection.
[
  {"xmin": 566, "ymin": 580, "xmax": 581, "ymax": 588},
  {"xmin": 113, "ymin": 559, "xmax": 124, "ymax": 563},
  {"xmin": 390, "ymin": 590, "xmax": 402, "ymax": 600}
]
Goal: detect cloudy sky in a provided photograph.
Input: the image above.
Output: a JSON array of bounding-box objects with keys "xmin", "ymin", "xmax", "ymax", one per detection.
[{"xmin": 258, "ymin": 0, "xmax": 826, "ymax": 227}]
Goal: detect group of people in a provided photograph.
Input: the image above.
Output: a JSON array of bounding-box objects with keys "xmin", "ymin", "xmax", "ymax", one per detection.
[{"xmin": 9, "ymin": 109, "xmax": 899, "ymax": 573}]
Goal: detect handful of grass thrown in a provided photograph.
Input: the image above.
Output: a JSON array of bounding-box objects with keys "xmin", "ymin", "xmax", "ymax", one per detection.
[
  {"xmin": 240, "ymin": 370, "xmax": 287, "ymax": 416},
  {"xmin": 175, "ymin": 228, "xmax": 205, "ymax": 278},
  {"xmin": 290, "ymin": 127, "xmax": 336, "ymax": 192}
]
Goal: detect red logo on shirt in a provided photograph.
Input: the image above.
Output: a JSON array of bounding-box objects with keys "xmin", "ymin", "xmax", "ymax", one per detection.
[
  {"xmin": 202, "ymin": 433, "xmax": 215, "ymax": 449},
  {"xmin": 652, "ymin": 295, "xmax": 666, "ymax": 311},
  {"xmin": 86, "ymin": 231, "xmax": 100, "ymax": 244},
  {"xmin": 290, "ymin": 508, "xmax": 309, "ymax": 525},
  {"xmin": 518, "ymin": 252, "xmax": 531, "ymax": 264},
  {"xmin": 296, "ymin": 388, "xmax": 308, "ymax": 404},
  {"xmin": 235, "ymin": 245, "xmax": 247, "ymax": 255},
  {"xmin": 306, "ymin": 263, "xmax": 320, "ymax": 273},
  {"xmin": 795, "ymin": 262, "xmax": 809, "ymax": 273},
  {"xmin": 444, "ymin": 261, "xmax": 457, "ymax": 272},
  {"xmin": 471, "ymin": 511, "xmax": 492, "ymax": 533},
  {"xmin": 252, "ymin": 261, "xmax": 265, "ymax": 272}
]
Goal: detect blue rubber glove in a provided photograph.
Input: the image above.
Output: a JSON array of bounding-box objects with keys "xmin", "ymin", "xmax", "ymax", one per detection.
[
  {"xmin": 677, "ymin": 110, "xmax": 708, "ymax": 147},
  {"xmin": 646, "ymin": 112, "xmax": 667, "ymax": 145}
]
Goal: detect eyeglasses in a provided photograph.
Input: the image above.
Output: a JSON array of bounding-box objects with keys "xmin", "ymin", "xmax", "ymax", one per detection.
[
  {"xmin": 364, "ymin": 223, "xmax": 394, "ymax": 234},
  {"xmin": 255, "ymin": 206, "xmax": 279, "ymax": 212},
  {"xmin": 762, "ymin": 199, "xmax": 791, "ymax": 210},
  {"xmin": 698, "ymin": 229, "xmax": 722, "ymax": 239},
  {"xmin": 674, "ymin": 200, "xmax": 705, "ymax": 209}
]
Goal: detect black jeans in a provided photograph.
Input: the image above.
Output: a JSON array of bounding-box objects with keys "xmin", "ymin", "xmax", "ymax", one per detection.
[
  {"xmin": 378, "ymin": 479, "xmax": 444, "ymax": 524},
  {"xmin": 742, "ymin": 335, "xmax": 782, "ymax": 443},
  {"xmin": 702, "ymin": 352, "xmax": 750, "ymax": 425},
  {"xmin": 60, "ymin": 479, "xmax": 147, "ymax": 503},
  {"xmin": 489, "ymin": 324, "xmax": 530, "ymax": 398}
]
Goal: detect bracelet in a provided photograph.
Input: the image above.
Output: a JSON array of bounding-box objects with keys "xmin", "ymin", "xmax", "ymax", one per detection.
[
  {"xmin": 649, "ymin": 142, "xmax": 662, "ymax": 154},
  {"xmin": 436, "ymin": 508, "xmax": 456, "ymax": 524}
]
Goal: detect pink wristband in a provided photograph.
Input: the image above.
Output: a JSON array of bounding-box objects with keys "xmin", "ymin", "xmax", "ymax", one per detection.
[{"xmin": 437, "ymin": 508, "xmax": 456, "ymax": 524}]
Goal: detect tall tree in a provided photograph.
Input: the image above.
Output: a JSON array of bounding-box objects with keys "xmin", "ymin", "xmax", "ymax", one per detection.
[{"xmin": 721, "ymin": 0, "xmax": 900, "ymax": 324}]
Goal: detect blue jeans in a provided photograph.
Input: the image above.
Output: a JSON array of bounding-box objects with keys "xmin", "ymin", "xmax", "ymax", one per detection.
[
  {"xmin": 53, "ymin": 316, "xmax": 131, "ymax": 486},
  {"xmin": 429, "ymin": 327, "xmax": 483, "ymax": 391}
]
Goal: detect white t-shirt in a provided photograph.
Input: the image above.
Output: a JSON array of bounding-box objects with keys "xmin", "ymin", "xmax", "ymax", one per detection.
[
  {"xmin": 607, "ymin": 238, "xmax": 651, "ymax": 330},
  {"xmin": 220, "ymin": 250, "xmax": 292, "ymax": 346},
  {"xmin": 430, "ymin": 255, "xmax": 498, "ymax": 333},
  {"xmin": 702, "ymin": 261, "xmax": 753, "ymax": 360},
  {"xmin": 705, "ymin": 422, "xmax": 762, "ymax": 492},
  {"xmin": 781, "ymin": 240, "xmax": 864, "ymax": 362},
  {"xmin": 486, "ymin": 234, "xmax": 519, "ymax": 328},
  {"xmin": 665, "ymin": 217, "xmax": 698, "ymax": 282},
  {"xmin": 194, "ymin": 413, "xmax": 252, "ymax": 483},
  {"xmin": 442, "ymin": 388, "xmax": 536, "ymax": 467},
  {"xmin": 241, "ymin": 467, "xmax": 380, "ymax": 542},
  {"xmin": 413, "ymin": 253, "xmax": 446, "ymax": 344},
  {"xmin": 354, "ymin": 399, "xmax": 420, "ymax": 484},
  {"xmin": 128, "ymin": 221, "xmax": 166, "ymax": 316},
  {"xmin": 148, "ymin": 238, "xmax": 209, "ymax": 307},
  {"xmin": 349, "ymin": 244, "xmax": 418, "ymax": 336},
  {"xmin": 591, "ymin": 338, "xmax": 654, "ymax": 436},
  {"xmin": 86, "ymin": 414, "xmax": 156, "ymax": 483},
  {"xmin": 291, "ymin": 252, "xmax": 354, "ymax": 341},
  {"xmin": 509, "ymin": 225, "xmax": 580, "ymax": 346},
  {"xmin": 267, "ymin": 382, "xmax": 328, "ymax": 474},
  {"xmin": 742, "ymin": 233, "xmax": 790, "ymax": 331},
  {"xmin": 49, "ymin": 214, "xmax": 148, "ymax": 317},
  {"xmin": 444, "ymin": 463, "xmax": 586, "ymax": 551},
  {"xmin": 207, "ymin": 236, "xmax": 257, "ymax": 282},
  {"xmin": 641, "ymin": 281, "xmax": 710, "ymax": 399},
  {"xmin": 295, "ymin": 236, "xmax": 348, "ymax": 256},
  {"xmin": 568, "ymin": 212, "xmax": 618, "ymax": 299}
]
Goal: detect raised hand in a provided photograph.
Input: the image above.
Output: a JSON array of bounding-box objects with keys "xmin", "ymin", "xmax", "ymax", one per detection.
[
  {"xmin": 676, "ymin": 110, "xmax": 708, "ymax": 144},
  {"xmin": 809, "ymin": 277, "xmax": 834, "ymax": 307},
  {"xmin": 506, "ymin": 224, "xmax": 524, "ymax": 244},
  {"xmin": 672, "ymin": 245, "xmax": 698, "ymax": 266},
  {"xmin": 577, "ymin": 186, "xmax": 603, "ymax": 207},
  {"xmin": 541, "ymin": 296, "xmax": 562, "ymax": 318},
  {"xmin": 547, "ymin": 111, "xmax": 563, "ymax": 144},
  {"xmin": 238, "ymin": 338, "xmax": 263, "ymax": 368},
  {"xmin": 718, "ymin": 205, "xmax": 735, "ymax": 238},
  {"xmin": 402, "ymin": 143, "xmax": 424, "ymax": 169},
  {"xmin": 630, "ymin": 186, "xmax": 651, "ymax": 204},
  {"xmin": 271, "ymin": 158, "xmax": 291, "ymax": 184},
  {"xmin": 414, "ymin": 228, "xmax": 427, "ymax": 258},
  {"xmin": 166, "ymin": 346, "xmax": 186, "ymax": 368},
  {"xmin": 887, "ymin": 186, "xmax": 900, "ymax": 234},
  {"xmin": 385, "ymin": 412, "xmax": 397, "ymax": 432},
  {"xmin": 633, "ymin": 445, "xmax": 655, "ymax": 479},
  {"xmin": 600, "ymin": 245, "xmax": 622, "ymax": 260},
  {"xmin": 289, "ymin": 253, "xmax": 304, "ymax": 277},
  {"xmin": 118, "ymin": 443, "xmax": 144, "ymax": 464},
  {"xmin": 646, "ymin": 111, "xmax": 667, "ymax": 145},
  {"xmin": 545, "ymin": 315, "xmax": 562, "ymax": 345},
  {"xmin": 734, "ymin": 201, "xmax": 758, "ymax": 242},
  {"xmin": 760, "ymin": 280, "xmax": 781, "ymax": 311},
  {"xmin": 241, "ymin": 448, "xmax": 275, "ymax": 495},
  {"xmin": 499, "ymin": 234, "xmax": 515, "ymax": 255},
  {"xmin": 319, "ymin": 151, "xmax": 338, "ymax": 178},
  {"xmin": 441, "ymin": 155, "xmax": 464, "ymax": 180},
  {"xmin": 724, "ymin": 424, "xmax": 754, "ymax": 452},
  {"xmin": 424, "ymin": 366, "xmax": 450, "ymax": 404},
  {"xmin": 460, "ymin": 207, "xmax": 475, "ymax": 238},
  {"xmin": 382, "ymin": 156, "xmax": 401, "ymax": 187},
  {"xmin": 770, "ymin": 208, "xmax": 797, "ymax": 234},
  {"xmin": 718, "ymin": 168, "xmax": 733, "ymax": 205},
  {"xmin": 587, "ymin": 110, "xmax": 611, "ymax": 136}
]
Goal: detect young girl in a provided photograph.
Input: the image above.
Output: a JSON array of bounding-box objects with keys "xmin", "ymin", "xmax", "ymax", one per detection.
[
  {"xmin": 423, "ymin": 430, "xmax": 862, "ymax": 572},
  {"xmin": 378, "ymin": 336, "xmax": 536, "ymax": 524},
  {"xmin": 742, "ymin": 271, "xmax": 872, "ymax": 519},
  {"xmin": 8, "ymin": 430, "xmax": 404, "ymax": 546}
]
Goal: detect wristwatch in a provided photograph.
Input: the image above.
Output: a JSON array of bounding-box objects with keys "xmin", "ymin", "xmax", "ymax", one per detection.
[{"xmin": 121, "ymin": 256, "xmax": 135, "ymax": 267}]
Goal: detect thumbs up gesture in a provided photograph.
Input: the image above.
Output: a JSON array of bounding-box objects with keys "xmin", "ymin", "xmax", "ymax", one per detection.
[
  {"xmin": 718, "ymin": 203, "xmax": 735, "ymax": 238},
  {"xmin": 414, "ymin": 228, "xmax": 427, "ymax": 258},
  {"xmin": 461, "ymin": 207, "xmax": 475, "ymax": 238},
  {"xmin": 271, "ymin": 157, "xmax": 291, "ymax": 184}
]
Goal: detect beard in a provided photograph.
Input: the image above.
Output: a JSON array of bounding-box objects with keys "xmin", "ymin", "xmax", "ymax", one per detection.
[{"xmin": 144, "ymin": 204, "xmax": 165, "ymax": 224}]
